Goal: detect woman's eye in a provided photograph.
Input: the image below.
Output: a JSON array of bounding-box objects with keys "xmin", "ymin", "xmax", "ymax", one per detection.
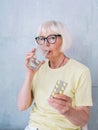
[
  {"xmin": 51, "ymin": 36, "xmax": 55, "ymax": 39},
  {"xmin": 49, "ymin": 36, "xmax": 55, "ymax": 40},
  {"xmin": 40, "ymin": 37, "xmax": 44, "ymax": 40}
]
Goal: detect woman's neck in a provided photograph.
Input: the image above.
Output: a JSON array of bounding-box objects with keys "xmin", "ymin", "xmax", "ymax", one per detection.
[{"xmin": 49, "ymin": 53, "xmax": 69, "ymax": 69}]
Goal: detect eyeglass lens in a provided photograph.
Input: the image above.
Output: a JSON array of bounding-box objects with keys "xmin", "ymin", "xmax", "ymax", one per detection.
[{"xmin": 35, "ymin": 34, "xmax": 61, "ymax": 45}]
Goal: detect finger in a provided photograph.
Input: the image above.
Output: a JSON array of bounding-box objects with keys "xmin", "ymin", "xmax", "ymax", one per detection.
[
  {"xmin": 53, "ymin": 94, "xmax": 72, "ymax": 102},
  {"xmin": 25, "ymin": 54, "xmax": 34, "ymax": 66},
  {"xmin": 26, "ymin": 48, "xmax": 36, "ymax": 56},
  {"xmin": 48, "ymin": 99, "xmax": 69, "ymax": 114},
  {"xmin": 48, "ymin": 100, "xmax": 62, "ymax": 109},
  {"xmin": 35, "ymin": 61, "xmax": 45, "ymax": 70},
  {"xmin": 31, "ymin": 48, "xmax": 36, "ymax": 52},
  {"xmin": 48, "ymin": 96, "xmax": 70, "ymax": 105},
  {"xmin": 48, "ymin": 98, "xmax": 71, "ymax": 114},
  {"xmin": 25, "ymin": 51, "xmax": 36, "ymax": 60},
  {"xmin": 48, "ymin": 97, "xmax": 65, "ymax": 106},
  {"xmin": 26, "ymin": 52, "xmax": 35, "ymax": 57},
  {"xmin": 26, "ymin": 54, "xmax": 33, "ymax": 60}
]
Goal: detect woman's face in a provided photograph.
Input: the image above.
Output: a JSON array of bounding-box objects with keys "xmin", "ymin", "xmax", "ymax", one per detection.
[{"xmin": 39, "ymin": 32, "xmax": 63, "ymax": 60}]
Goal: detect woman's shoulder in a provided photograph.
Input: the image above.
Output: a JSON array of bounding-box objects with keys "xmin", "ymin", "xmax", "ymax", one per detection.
[{"xmin": 69, "ymin": 58, "xmax": 90, "ymax": 72}]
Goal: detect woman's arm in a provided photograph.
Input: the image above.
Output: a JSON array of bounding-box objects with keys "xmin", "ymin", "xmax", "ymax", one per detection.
[
  {"xmin": 48, "ymin": 94, "xmax": 90, "ymax": 127},
  {"xmin": 65, "ymin": 105, "xmax": 89, "ymax": 127},
  {"xmin": 17, "ymin": 72, "xmax": 34, "ymax": 111},
  {"xmin": 17, "ymin": 49, "xmax": 36, "ymax": 111},
  {"xmin": 17, "ymin": 48, "xmax": 44, "ymax": 111}
]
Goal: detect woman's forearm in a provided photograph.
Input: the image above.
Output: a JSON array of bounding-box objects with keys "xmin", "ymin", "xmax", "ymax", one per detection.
[
  {"xmin": 48, "ymin": 94, "xmax": 90, "ymax": 127},
  {"xmin": 64, "ymin": 106, "xmax": 89, "ymax": 127},
  {"xmin": 17, "ymin": 73, "xmax": 34, "ymax": 111}
]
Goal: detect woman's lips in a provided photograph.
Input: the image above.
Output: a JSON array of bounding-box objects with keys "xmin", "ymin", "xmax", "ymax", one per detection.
[
  {"xmin": 47, "ymin": 50, "xmax": 52, "ymax": 55},
  {"xmin": 43, "ymin": 50, "xmax": 51, "ymax": 58}
]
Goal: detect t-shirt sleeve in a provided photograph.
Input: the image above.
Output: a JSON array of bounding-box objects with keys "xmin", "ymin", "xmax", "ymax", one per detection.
[
  {"xmin": 75, "ymin": 68, "xmax": 93, "ymax": 106},
  {"xmin": 31, "ymin": 71, "xmax": 38, "ymax": 92}
]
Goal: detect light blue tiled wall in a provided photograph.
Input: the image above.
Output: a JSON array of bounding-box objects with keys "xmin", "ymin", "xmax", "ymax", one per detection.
[{"xmin": 0, "ymin": 0, "xmax": 98, "ymax": 129}]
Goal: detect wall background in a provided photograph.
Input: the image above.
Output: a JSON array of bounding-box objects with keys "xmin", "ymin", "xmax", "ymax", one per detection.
[{"xmin": 0, "ymin": 0, "xmax": 98, "ymax": 129}]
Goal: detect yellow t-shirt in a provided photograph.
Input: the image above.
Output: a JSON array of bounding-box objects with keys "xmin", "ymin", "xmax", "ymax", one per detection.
[{"xmin": 29, "ymin": 58, "xmax": 93, "ymax": 130}]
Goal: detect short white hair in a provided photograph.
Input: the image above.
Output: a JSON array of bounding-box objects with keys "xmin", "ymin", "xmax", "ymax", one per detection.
[{"xmin": 37, "ymin": 20, "xmax": 71, "ymax": 53}]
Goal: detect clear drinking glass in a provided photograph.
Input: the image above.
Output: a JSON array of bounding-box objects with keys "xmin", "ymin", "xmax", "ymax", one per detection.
[{"xmin": 28, "ymin": 47, "xmax": 46, "ymax": 70}]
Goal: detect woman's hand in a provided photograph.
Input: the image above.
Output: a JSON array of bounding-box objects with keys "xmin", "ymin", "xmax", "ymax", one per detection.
[
  {"xmin": 25, "ymin": 48, "xmax": 36, "ymax": 74},
  {"xmin": 25, "ymin": 48, "xmax": 44, "ymax": 76},
  {"xmin": 48, "ymin": 94, "xmax": 90, "ymax": 127},
  {"xmin": 48, "ymin": 94, "xmax": 72, "ymax": 115}
]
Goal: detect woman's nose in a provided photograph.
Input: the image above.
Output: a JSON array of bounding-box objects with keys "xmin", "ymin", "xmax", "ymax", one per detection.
[{"xmin": 44, "ymin": 39, "xmax": 50, "ymax": 46}]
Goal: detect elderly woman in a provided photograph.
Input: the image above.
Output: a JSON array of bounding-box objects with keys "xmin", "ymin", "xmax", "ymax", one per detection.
[{"xmin": 17, "ymin": 20, "xmax": 93, "ymax": 130}]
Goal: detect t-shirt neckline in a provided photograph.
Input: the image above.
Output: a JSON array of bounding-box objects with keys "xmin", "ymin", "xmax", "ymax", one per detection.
[{"xmin": 46, "ymin": 58, "xmax": 72, "ymax": 71}]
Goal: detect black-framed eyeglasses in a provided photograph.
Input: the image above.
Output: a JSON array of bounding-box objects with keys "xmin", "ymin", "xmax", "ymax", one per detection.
[{"xmin": 35, "ymin": 34, "xmax": 62, "ymax": 45}]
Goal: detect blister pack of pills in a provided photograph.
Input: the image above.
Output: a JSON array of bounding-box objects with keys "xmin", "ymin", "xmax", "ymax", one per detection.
[{"xmin": 50, "ymin": 80, "xmax": 67, "ymax": 97}]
